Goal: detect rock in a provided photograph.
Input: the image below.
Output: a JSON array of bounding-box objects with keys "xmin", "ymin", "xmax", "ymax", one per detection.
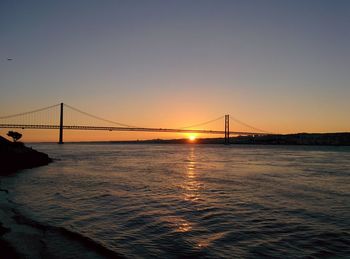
[{"xmin": 0, "ymin": 136, "xmax": 52, "ymax": 174}]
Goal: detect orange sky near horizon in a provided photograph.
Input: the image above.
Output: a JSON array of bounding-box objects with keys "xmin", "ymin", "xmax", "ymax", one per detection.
[
  {"xmin": 0, "ymin": 93, "xmax": 349, "ymax": 142},
  {"xmin": 0, "ymin": 103, "xmax": 348, "ymax": 143}
]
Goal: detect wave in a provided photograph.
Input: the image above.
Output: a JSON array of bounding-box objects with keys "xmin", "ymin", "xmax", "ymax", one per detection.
[{"xmin": 9, "ymin": 206, "xmax": 125, "ymax": 259}]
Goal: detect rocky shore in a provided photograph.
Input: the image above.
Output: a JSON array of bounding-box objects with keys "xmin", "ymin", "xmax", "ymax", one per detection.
[
  {"xmin": 0, "ymin": 189, "xmax": 122, "ymax": 258},
  {"xmin": 0, "ymin": 136, "xmax": 52, "ymax": 174},
  {"xmin": 0, "ymin": 135, "xmax": 52, "ymax": 257},
  {"xmin": 0, "ymin": 137, "xmax": 122, "ymax": 258}
]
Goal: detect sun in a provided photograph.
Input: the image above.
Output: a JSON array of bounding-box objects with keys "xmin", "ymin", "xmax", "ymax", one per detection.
[{"xmin": 188, "ymin": 135, "xmax": 196, "ymax": 141}]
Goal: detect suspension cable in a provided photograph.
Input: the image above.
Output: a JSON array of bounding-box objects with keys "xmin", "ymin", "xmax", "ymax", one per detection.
[
  {"xmin": 180, "ymin": 115, "xmax": 225, "ymax": 129},
  {"xmin": 64, "ymin": 103, "xmax": 137, "ymax": 128},
  {"xmin": 0, "ymin": 103, "xmax": 60, "ymax": 119},
  {"xmin": 229, "ymin": 115, "xmax": 270, "ymax": 133},
  {"xmin": 0, "ymin": 102, "xmax": 272, "ymax": 134}
]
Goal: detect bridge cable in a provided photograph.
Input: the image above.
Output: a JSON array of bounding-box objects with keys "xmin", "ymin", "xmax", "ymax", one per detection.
[
  {"xmin": 229, "ymin": 115, "xmax": 271, "ymax": 134},
  {"xmin": 0, "ymin": 103, "xmax": 60, "ymax": 120},
  {"xmin": 63, "ymin": 103, "xmax": 138, "ymax": 128},
  {"xmin": 180, "ymin": 115, "xmax": 225, "ymax": 129}
]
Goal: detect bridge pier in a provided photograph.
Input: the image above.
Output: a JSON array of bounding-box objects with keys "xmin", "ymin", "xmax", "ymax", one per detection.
[
  {"xmin": 224, "ymin": 114, "xmax": 229, "ymax": 144},
  {"xmin": 58, "ymin": 103, "xmax": 64, "ymax": 144}
]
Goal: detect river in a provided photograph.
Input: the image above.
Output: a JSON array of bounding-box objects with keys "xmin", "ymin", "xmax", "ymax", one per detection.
[{"xmin": 1, "ymin": 144, "xmax": 350, "ymax": 258}]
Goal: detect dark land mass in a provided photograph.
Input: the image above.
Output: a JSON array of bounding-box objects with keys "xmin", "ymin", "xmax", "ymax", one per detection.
[
  {"xmin": 0, "ymin": 136, "xmax": 52, "ymax": 258},
  {"xmin": 0, "ymin": 136, "xmax": 52, "ymax": 175},
  {"xmin": 230, "ymin": 132, "xmax": 350, "ymax": 146},
  {"xmin": 86, "ymin": 132, "xmax": 350, "ymax": 146}
]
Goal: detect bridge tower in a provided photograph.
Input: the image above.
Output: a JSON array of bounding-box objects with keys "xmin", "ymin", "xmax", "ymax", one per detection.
[
  {"xmin": 224, "ymin": 114, "xmax": 229, "ymax": 144},
  {"xmin": 58, "ymin": 103, "xmax": 64, "ymax": 144}
]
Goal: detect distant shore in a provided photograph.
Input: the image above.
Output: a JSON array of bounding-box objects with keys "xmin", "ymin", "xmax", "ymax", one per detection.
[{"xmin": 55, "ymin": 132, "xmax": 350, "ymax": 146}]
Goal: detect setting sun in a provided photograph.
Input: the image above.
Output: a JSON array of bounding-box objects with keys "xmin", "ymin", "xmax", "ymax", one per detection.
[{"xmin": 188, "ymin": 135, "xmax": 196, "ymax": 141}]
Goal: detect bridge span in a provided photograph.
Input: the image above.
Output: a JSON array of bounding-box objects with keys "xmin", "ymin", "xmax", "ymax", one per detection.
[
  {"xmin": 0, "ymin": 124, "xmax": 265, "ymax": 136},
  {"xmin": 0, "ymin": 103, "xmax": 270, "ymax": 144}
]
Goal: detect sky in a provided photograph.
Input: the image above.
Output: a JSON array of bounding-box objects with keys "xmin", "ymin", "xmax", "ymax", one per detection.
[{"xmin": 0, "ymin": 0, "xmax": 349, "ymax": 142}]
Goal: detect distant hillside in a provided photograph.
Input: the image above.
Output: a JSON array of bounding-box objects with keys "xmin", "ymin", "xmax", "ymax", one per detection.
[
  {"xmin": 232, "ymin": 133, "xmax": 350, "ymax": 146},
  {"xmin": 102, "ymin": 133, "xmax": 350, "ymax": 146}
]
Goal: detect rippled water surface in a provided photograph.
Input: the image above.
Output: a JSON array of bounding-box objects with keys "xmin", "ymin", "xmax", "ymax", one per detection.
[{"xmin": 2, "ymin": 144, "xmax": 350, "ymax": 258}]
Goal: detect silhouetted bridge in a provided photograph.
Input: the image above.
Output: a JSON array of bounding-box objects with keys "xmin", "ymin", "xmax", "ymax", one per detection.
[{"xmin": 0, "ymin": 103, "xmax": 270, "ymax": 144}]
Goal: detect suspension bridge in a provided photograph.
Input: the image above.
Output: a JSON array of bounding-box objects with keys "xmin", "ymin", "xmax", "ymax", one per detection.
[{"xmin": 0, "ymin": 103, "xmax": 270, "ymax": 144}]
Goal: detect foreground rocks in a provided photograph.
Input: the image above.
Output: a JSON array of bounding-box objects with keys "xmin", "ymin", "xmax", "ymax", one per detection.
[{"xmin": 0, "ymin": 136, "xmax": 52, "ymax": 174}]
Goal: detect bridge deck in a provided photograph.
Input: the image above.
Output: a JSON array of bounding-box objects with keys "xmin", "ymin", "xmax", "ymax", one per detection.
[{"xmin": 0, "ymin": 124, "xmax": 265, "ymax": 136}]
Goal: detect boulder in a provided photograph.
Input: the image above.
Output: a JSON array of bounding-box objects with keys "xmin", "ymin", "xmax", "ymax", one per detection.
[{"xmin": 0, "ymin": 136, "xmax": 52, "ymax": 174}]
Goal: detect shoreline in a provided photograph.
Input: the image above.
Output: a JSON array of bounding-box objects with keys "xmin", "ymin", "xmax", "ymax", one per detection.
[
  {"xmin": 0, "ymin": 137, "xmax": 124, "ymax": 258},
  {"xmin": 0, "ymin": 178, "xmax": 124, "ymax": 259},
  {"xmin": 25, "ymin": 132, "xmax": 350, "ymax": 146},
  {"xmin": 0, "ymin": 136, "xmax": 53, "ymax": 257},
  {"xmin": 0, "ymin": 190, "xmax": 19, "ymax": 258}
]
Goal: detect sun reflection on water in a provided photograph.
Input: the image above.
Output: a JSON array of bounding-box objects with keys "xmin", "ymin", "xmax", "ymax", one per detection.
[
  {"xmin": 177, "ymin": 221, "xmax": 192, "ymax": 232},
  {"xmin": 160, "ymin": 216, "xmax": 193, "ymax": 233},
  {"xmin": 183, "ymin": 147, "xmax": 202, "ymax": 202}
]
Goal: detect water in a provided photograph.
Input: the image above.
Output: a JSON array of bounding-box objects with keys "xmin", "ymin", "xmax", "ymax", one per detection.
[{"xmin": 2, "ymin": 144, "xmax": 350, "ymax": 258}]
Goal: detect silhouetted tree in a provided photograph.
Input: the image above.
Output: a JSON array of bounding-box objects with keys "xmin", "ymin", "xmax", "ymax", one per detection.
[{"xmin": 7, "ymin": 131, "xmax": 22, "ymax": 142}]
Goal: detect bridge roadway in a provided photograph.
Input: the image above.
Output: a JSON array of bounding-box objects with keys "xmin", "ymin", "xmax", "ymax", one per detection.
[{"xmin": 0, "ymin": 124, "xmax": 265, "ymax": 136}]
